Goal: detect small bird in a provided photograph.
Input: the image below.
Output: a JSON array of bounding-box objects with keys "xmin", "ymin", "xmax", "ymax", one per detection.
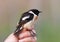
[{"xmin": 14, "ymin": 9, "xmax": 41, "ymax": 37}]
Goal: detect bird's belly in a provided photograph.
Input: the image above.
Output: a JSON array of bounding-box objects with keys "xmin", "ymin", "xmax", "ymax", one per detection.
[{"xmin": 24, "ymin": 21, "xmax": 34, "ymax": 30}]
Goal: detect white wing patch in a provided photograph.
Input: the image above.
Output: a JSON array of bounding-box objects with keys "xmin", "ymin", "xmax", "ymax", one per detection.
[{"xmin": 22, "ymin": 16, "xmax": 30, "ymax": 20}]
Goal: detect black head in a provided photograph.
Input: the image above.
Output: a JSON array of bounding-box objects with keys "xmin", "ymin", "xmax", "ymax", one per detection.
[{"xmin": 29, "ymin": 9, "xmax": 41, "ymax": 16}]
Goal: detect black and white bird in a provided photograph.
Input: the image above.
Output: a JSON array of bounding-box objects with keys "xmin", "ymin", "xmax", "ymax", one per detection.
[{"xmin": 14, "ymin": 9, "xmax": 41, "ymax": 37}]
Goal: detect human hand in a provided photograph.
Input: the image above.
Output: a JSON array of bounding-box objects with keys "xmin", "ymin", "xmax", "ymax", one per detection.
[{"xmin": 4, "ymin": 29, "xmax": 37, "ymax": 42}]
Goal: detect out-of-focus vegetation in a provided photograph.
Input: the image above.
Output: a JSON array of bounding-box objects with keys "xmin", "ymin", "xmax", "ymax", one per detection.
[{"xmin": 0, "ymin": 0, "xmax": 60, "ymax": 42}]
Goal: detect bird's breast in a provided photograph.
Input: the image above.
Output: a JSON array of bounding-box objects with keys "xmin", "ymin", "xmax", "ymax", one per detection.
[{"xmin": 23, "ymin": 20, "xmax": 34, "ymax": 30}]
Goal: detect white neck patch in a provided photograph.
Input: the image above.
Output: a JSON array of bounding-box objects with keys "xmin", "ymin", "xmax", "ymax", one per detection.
[
  {"xmin": 29, "ymin": 11, "xmax": 37, "ymax": 16},
  {"xmin": 29, "ymin": 11, "xmax": 35, "ymax": 14}
]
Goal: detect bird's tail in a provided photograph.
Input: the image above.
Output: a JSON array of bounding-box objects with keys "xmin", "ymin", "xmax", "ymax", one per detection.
[{"xmin": 14, "ymin": 25, "xmax": 23, "ymax": 37}]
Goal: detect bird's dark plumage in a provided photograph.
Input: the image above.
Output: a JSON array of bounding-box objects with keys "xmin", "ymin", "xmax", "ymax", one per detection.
[{"xmin": 29, "ymin": 9, "xmax": 40, "ymax": 16}]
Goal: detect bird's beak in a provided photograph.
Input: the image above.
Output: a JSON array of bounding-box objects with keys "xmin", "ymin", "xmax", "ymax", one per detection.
[{"xmin": 39, "ymin": 11, "xmax": 42, "ymax": 13}]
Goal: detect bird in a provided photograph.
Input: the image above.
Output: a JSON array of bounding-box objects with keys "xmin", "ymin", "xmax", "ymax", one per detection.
[{"xmin": 14, "ymin": 9, "xmax": 41, "ymax": 37}]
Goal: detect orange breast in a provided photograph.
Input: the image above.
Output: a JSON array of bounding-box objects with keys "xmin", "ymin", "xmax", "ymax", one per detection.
[{"xmin": 34, "ymin": 15, "xmax": 38, "ymax": 21}]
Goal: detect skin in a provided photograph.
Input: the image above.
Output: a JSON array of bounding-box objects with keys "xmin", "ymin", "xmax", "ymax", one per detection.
[{"xmin": 4, "ymin": 29, "xmax": 37, "ymax": 42}]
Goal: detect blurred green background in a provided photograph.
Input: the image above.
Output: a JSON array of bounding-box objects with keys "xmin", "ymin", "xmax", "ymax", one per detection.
[{"xmin": 0, "ymin": 0, "xmax": 60, "ymax": 42}]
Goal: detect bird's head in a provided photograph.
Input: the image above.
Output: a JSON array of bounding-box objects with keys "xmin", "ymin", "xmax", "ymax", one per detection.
[{"xmin": 28, "ymin": 9, "xmax": 41, "ymax": 16}]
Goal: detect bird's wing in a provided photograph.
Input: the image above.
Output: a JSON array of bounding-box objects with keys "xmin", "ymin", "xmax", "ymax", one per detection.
[
  {"xmin": 19, "ymin": 12, "xmax": 34, "ymax": 24},
  {"xmin": 14, "ymin": 20, "xmax": 28, "ymax": 36}
]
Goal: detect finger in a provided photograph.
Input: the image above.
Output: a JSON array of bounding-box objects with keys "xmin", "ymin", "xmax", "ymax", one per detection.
[
  {"xmin": 32, "ymin": 29, "xmax": 36, "ymax": 34},
  {"xmin": 4, "ymin": 33, "xmax": 18, "ymax": 42},
  {"xmin": 19, "ymin": 37, "xmax": 36, "ymax": 42},
  {"xmin": 34, "ymin": 36, "xmax": 37, "ymax": 42},
  {"xmin": 19, "ymin": 31, "xmax": 31, "ymax": 39},
  {"xmin": 19, "ymin": 29, "xmax": 36, "ymax": 39}
]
